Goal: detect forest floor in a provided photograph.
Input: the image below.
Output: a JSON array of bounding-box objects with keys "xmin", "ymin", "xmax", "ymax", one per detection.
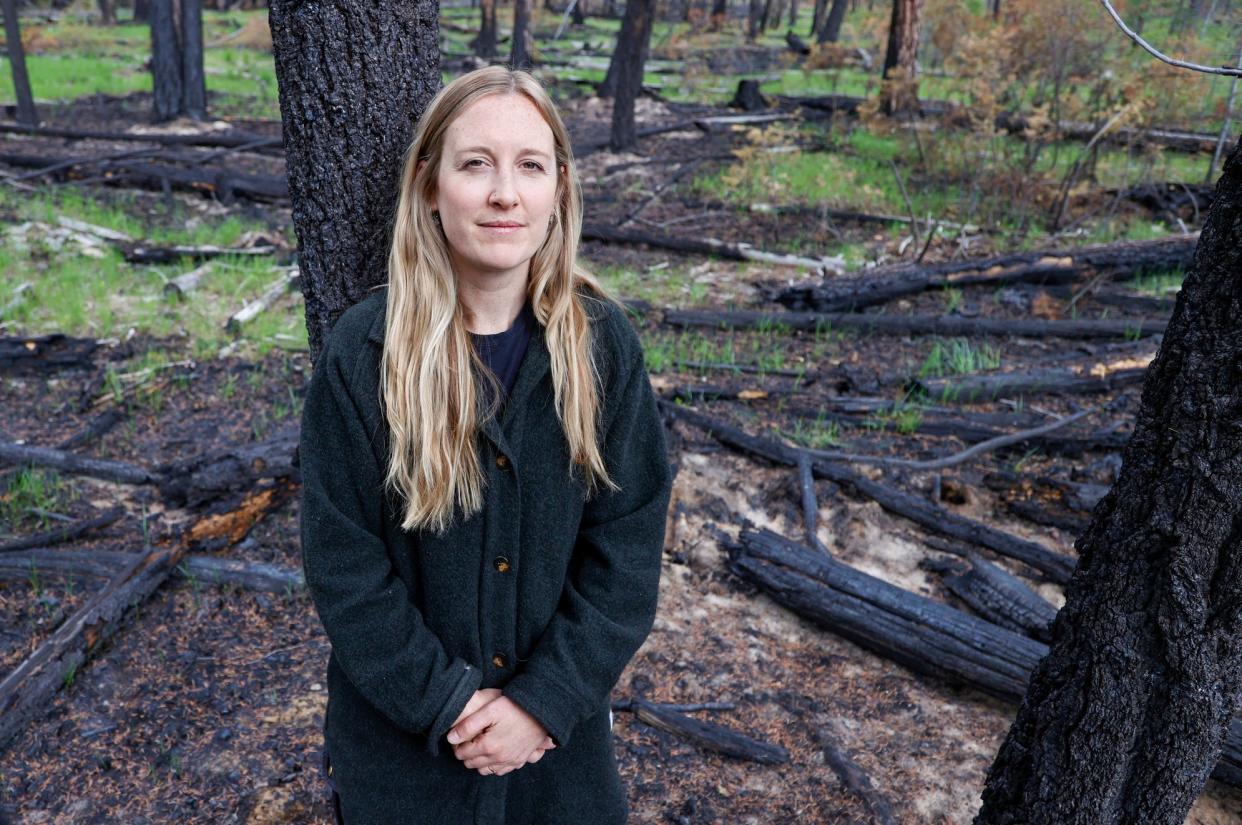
[{"xmin": 2, "ymin": 86, "xmax": 1240, "ymax": 825}]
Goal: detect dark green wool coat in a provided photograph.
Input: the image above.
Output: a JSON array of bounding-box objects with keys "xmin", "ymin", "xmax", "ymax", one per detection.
[{"xmin": 297, "ymin": 286, "xmax": 672, "ymax": 825}]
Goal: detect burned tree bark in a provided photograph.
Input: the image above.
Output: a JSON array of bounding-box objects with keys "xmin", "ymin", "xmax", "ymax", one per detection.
[
  {"xmin": 511, "ymin": 0, "xmax": 534, "ymax": 69},
  {"xmin": 974, "ymin": 138, "xmax": 1242, "ymax": 824},
  {"xmin": 269, "ymin": 0, "xmax": 441, "ymax": 362},
  {"xmin": 606, "ymin": 0, "xmax": 655, "ymax": 150},
  {"xmin": 2, "ymin": 0, "xmax": 39, "ymax": 126},
  {"xmin": 816, "ymin": 0, "xmax": 847, "ymax": 43},
  {"xmin": 879, "ymin": 0, "xmax": 922, "ymax": 114},
  {"xmin": 475, "ymin": 0, "xmax": 498, "ymax": 58}
]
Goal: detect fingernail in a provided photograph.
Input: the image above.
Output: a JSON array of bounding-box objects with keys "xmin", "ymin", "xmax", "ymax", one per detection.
[{"xmin": 447, "ymin": 732, "xmax": 460, "ymax": 744}]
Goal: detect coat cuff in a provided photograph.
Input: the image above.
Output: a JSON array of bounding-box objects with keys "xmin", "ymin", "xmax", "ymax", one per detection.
[
  {"xmin": 425, "ymin": 659, "xmax": 483, "ymax": 757},
  {"xmin": 502, "ymin": 670, "xmax": 586, "ymax": 750}
]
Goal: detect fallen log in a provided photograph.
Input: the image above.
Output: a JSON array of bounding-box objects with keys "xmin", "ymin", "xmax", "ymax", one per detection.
[
  {"xmin": 0, "ymin": 334, "xmax": 98, "ymax": 374},
  {"xmin": 0, "ymin": 542, "xmax": 187, "ymax": 753},
  {"xmin": 0, "ymin": 507, "xmax": 124, "ymax": 555},
  {"xmin": 55, "ymin": 408, "xmax": 126, "ymax": 451},
  {"xmin": 225, "ymin": 270, "xmax": 300, "ymax": 334},
  {"xmin": 661, "ymin": 401, "xmax": 1078, "ymax": 582},
  {"xmin": 155, "ymin": 425, "xmax": 300, "ymax": 509},
  {"xmin": 769, "ymin": 236, "xmax": 1196, "ymax": 313},
  {"xmin": 921, "ymin": 553, "xmax": 1058, "ymax": 642},
  {"xmin": 0, "ymin": 547, "xmax": 304, "ymax": 593},
  {"xmin": 581, "ymin": 222, "xmax": 845, "ymax": 274},
  {"xmin": 0, "ymin": 122, "xmax": 283, "ymax": 152},
  {"xmin": 813, "ymin": 728, "xmax": 898, "ymax": 825},
  {"xmin": 913, "ymin": 364, "xmax": 1149, "ymax": 402},
  {"xmin": 661, "ymin": 307, "xmax": 1168, "ymax": 340},
  {"xmin": 122, "ymin": 242, "xmax": 278, "ymax": 265},
  {"xmin": 724, "ymin": 526, "xmax": 1242, "ymax": 786},
  {"xmin": 981, "ymin": 470, "xmax": 1107, "ymax": 535},
  {"xmin": 0, "ymin": 439, "xmax": 154, "ymax": 485},
  {"xmin": 628, "ymin": 696, "xmax": 790, "ymax": 764}
]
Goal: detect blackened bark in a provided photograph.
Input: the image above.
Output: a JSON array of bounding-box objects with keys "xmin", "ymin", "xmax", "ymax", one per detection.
[
  {"xmin": 149, "ymin": 0, "xmax": 182, "ymax": 121},
  {"xmin": 133, "ymin": 0, "xmax": 150, "ymax": 22},
  {"xmin": 974, "ymin": 137, "xmax": 1242, "ymax": 824},
  {"xmin": 1, "ymin": 0, "xmax": 38, "ymax": 127},
  {"xmin": 817, "ymin": 0, "xmax": 847, "ymax": 43},
  {"xmin": 97, "ymin": 0, "xmax": 116, "ymax": 24},
  {"xmin": 710, "ymin": 0, "xmax": 727, "ymax": 28},
  {"xmin": 476, "ymin": 0, "xmax": 497, "ymax": 58},
  {"xmin": 511, "ymin": 0, "xmax": 533, "ymax": 69},
  {"xmin": 746, "ymin": 0, "xmax": 762, "ymax": 39},
  {"xmin": 809, "ymin": 0, "xmax": 826, "ymax": 35},
  {"xmin": 572, "ymin": 0, "xmax": 585, "ymax": 24},
  {"xmin": 880, "ymin": 0, "xmax": 921, "ymax": 114},
  {"xmin": 180, "ymin": 0, "xmax": 206, "ymax": 119},
  {"xmin": 270, "ymin": 0, "xmax": 441, "ymax": 362},
  {"xmin": 607, "ymin": 0, "xmax": 655, "ymax": 150}
]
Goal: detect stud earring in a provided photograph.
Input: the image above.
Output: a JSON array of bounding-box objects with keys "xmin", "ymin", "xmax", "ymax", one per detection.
[{"xmin": 431, "ymin": 210, "xmax": 441, "ymax": 225}]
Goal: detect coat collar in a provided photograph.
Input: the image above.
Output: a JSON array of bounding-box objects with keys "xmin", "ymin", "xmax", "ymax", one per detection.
[{"xmin": 366, "ymin": 293, "xmax": 551, "ymax": 454}]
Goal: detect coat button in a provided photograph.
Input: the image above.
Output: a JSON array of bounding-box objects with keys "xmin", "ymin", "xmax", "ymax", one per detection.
[
  {"xmin": 492, "ymin": 653, "xmax": 507, "ymax": 669},
  {"xmin": 493, "ymin": 556, "xmax": 511, "ymax": 573},
  {"xmin": 496, "ymin": 453, "xmax": 510, "ymax": 470}
]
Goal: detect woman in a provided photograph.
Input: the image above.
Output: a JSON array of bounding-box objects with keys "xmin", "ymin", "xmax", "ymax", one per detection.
[{"xmin": 297, "ymin": 65, "xmax": 672, "ymax": 824}]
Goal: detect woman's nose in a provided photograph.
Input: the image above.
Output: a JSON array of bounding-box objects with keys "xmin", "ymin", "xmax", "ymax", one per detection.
[{"xmin": 489, "ymin": 169, "xmax": 519, "ymax": 208}]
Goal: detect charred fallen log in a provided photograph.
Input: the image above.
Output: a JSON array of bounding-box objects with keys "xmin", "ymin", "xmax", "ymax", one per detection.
[
  {"xmin": 628, "ymin": 696, "xmax": 790, "ymax": 764},
  {"xmin": 921, "ymin": 554, "xmax": 1058, "ymax": 642},
  {"xmin": 0, "ymin": 334, "xmax": 98, "ymax": 374}
]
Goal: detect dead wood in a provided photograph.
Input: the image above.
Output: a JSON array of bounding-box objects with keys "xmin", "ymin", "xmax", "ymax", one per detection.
[
  {"xmin": 582, "ymin": 222, "xmax": 844, "ymax": 273},
  {"xmin": 723, "ymin": 527, "xmax": 1242, "ymax": 786},
  {"xmin": 0, "ymin": 151, "xmax": 288, "ymax": 202},
  {"xmin": 921, "ymin": 554, "xmax": 1058, "ymax": 642},
  {"xmin": 55, "ymin": 408, "xmax": 126, "ymax": 451},
  {"xmin": 225, "ymin": 269, "xmax": 300, "ymax": 334},
  {"xmin": 662, "ymin": 401, "xmax": 1077, "ymax": 582},
  {"xmin": 123, "ymin": 242, "xmax": 279, "ymax": 265},
  {"xmin": 913, "ymin": 364, "xmax": 1149, "ymax": 402},
  {"xmin": 981, "ymin": 470, "xmax": 1108, "ymax": 535},
  {"xmin": 627, "ymin": 696, "xmax": 790, "ymax": 764},
  {"xmin": 769, "ymin": 236, "xmax": 1196, "ymax": 313},
  {"xmin": 611, "ymin": 699, "xmax": 736, "ymax": 713},
  {"xmin": 0, "ymin": 333, "xmax": 98, "ymax": 374},
  {"xmin": 0, "ymin": 547, "xmax": 303, "ymax": 593},
  {"xmin": 0, "ymin": 542, "xmax": 187, "ymax": 753},
  {"xmin": 0, "ymin": 438, "xmax": 154, "ymax": 485},
  {"xmin": 813, "ymin": 728, "xmax": 898, "ymax": 825},
  {"xmin": 661, "ymin": 307, "xmax": 1167, "ymax": 341},
  {"xmin": 0, "ymin": 507, "xmax": 124, "ymax": 554},
  {"xmin": 155, "ymin": 425, "xmax": 300, "ymax": 510},
  {"xmin": 0, "ymin": 122, "xmax": 282, "ymax": 152}
]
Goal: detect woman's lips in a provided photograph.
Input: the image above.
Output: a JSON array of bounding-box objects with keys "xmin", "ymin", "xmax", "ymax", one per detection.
[{"xmin": 479, "ymin": 222, "xmax": 524, "ymax": 235}]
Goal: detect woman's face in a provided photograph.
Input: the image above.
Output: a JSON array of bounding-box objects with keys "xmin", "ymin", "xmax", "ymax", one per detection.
[{"xmin": 426, "ymin": 92, "xmax": 562, "ymax": 289}]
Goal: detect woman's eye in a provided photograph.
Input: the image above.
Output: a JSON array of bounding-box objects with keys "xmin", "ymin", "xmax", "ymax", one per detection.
[
  {"xmin": 464, "ymin": 159, "xmax": 485, "ymax": 168},
  {"xmin": 523, "ymin": 161, "xmax": 545, "ymax": 171}
]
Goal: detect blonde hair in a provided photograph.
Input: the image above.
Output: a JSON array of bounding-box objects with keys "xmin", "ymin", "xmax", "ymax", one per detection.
[{"xmin": 380, "ymin": 66, "xmax": 622, "ymax": 535}]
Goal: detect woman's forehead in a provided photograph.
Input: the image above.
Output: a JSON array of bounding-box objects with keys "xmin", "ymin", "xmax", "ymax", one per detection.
[{"xmin": 443, "ymin": 94, "xmax": 555, "ymax": 153}]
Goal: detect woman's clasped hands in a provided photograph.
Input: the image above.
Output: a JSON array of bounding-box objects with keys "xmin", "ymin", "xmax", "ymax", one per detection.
[{"xmin": 447, "ymin": 688, "xmax": 556, "ymax": 777}]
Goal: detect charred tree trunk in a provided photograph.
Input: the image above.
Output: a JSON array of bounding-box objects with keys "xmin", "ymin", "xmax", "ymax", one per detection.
[
  {"xmin": 975, "ymin": 138, "xmax": 1242, "ymax": 824},
  {"xmin": 606, "ymin": 0, "xmax": 655, "ymax": 150},
  {"xmin": 709, "ymin": 0, "xmax": 727, "ymax": 29},
  {"xmin": 180, "ymin": 0, "xmax": 206, "ymax": 119},
  {"xmin": 476, "ymin": 0, "xmax": 497, "ymax": 58},
  {"xmin": 879, "ymin": 0, "xmax": 921, "ymax": 115},
  {"xmin": 817, "ymin": 0, "xmax": 847, "ymax": 43},
  {"xmin": 97, "ymin": 0, "xmax": 116, "ymax": 24},
  {"xmin": 511, "ymin": 0, "xmax": 533, "ymax": 69},
  {"xmin": 572, "ymin": 0, "xmax": 585, "ymax": 24},
  {"xmin": 133, "ymin": 0, "xmax": 151, "ymax": 21},
  {"xmin": 1, "ymin": 0, "xmax": 38, "ymax": 127},
  {"xmin": 809, "ymin": 0, "xmax": 826, "ymax": 36},
  {"xmin": 149, "ymin": 0, "xmax": 183, "ymax": 121},
  {"xmin": 746, "ymin": 0, "xmax": 762, "ymax": 39},
  {"xmin": 270, "ymin": 0, "xmax": 441, "ymax": 361}
]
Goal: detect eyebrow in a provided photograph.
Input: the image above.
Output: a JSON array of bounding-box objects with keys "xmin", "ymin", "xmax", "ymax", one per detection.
[{"xmin": 454, "ymin": 145, "xmax": 553, "ymax": 160}]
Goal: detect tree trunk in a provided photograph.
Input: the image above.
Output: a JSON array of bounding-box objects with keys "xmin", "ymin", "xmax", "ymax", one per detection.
[
  {"xmin": 746, "ymin": 0, "xmax": 762, "ymax": 39},
  {"xmin": 817, "ymin": 0, "xmax": 846, "ymax": 42},
  {"xmin": 269, "ymin": 0, "xmax": 441, "ymax": 362},
  {"xmin": 709, "ymin": 0, "xmax": 727, "ymax": 28},
  {"xmin": 511, "ymin": 0, "xmax": 533, "ymax": 69},
  {"xmin": 133, "ymin": 0, "xmax": 151, "ymax": 21},
  {"xmin": 1, "ymin": 0, "xmax": 38, "ymax": 127},
  {"xmin": 149, "ymin": 0, "xmax": 182, "ymax": 121},
  {"xmin": 607, "ymin": 0, "xmax": 654, "ymax": 150},
  {"xmin": 975, "ymin": 137, "xmax": 1242, "ymax": 824},
  {"xmin": 809, "ymin": 0, "xmax": 826, "ymax": 35},
  {"xmin": 572, "ymin": 0, "xmax": 585, "ymax": 24},
  {"xmin": 476, "ymin": 0, "xmax": 497, "ymax": 58},
  {"xmin": 787, "ymin": 0, "xmax": 796, "ymax": 28},
  {"xmin": 180, "ymin": 0, "xmax": 206, "ymax": 119},
  {"xmin": 97, "ymin": 0, "xmax": 116, "ymax": 24},
  {"xmin": 880, "ymin": 0, "xmax": 921, "ymax": 114}
]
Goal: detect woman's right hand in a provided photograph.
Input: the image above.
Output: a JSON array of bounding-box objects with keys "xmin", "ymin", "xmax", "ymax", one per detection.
[{"xmin": 452, "ymin": 688, "xmax": 555, "ymax": 766}]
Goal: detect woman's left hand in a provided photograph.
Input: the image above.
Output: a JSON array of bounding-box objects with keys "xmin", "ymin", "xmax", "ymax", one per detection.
[{"xmin": 447, "ymin": 695, "xmax": 552, "ymax": 776}]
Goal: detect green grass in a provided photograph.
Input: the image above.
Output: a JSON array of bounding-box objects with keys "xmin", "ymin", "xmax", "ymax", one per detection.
[
  {"xmin": 0, "ymin": 467, "xmax": 78, "ymax": 533},
  {"xmin": 916, "ymin": 338, "xmax": 1002, "ymax": 379}
]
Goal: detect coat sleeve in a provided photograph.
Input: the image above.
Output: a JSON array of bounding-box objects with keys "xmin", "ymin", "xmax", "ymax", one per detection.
[
  {"xmin": 503, "ymin": 334, "xmax": 672, "ymax": 749},
  {"xmin": 298, "ymin": 332, "xmax": 482, "ymax": 758}
]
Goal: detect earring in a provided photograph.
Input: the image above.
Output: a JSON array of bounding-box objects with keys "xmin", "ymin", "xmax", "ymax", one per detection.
[{"xmin": 432, "ymin": 211, "xmax": 442, "ymax": 225}]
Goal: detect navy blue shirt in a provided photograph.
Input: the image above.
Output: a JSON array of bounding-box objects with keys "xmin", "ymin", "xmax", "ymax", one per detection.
[{"xmin": 469, "ymin": 297, "xmax": 535, "ymax": 417}]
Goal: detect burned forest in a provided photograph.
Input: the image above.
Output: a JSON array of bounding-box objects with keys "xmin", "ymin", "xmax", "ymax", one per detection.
[{"xmin": 2, "ymin": 0, "xmax": 1242, "ymax": 823}]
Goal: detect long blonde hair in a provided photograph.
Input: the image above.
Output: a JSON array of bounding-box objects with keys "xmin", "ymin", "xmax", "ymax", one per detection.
[{"xmin": 380, "ymin": 66, "xmax": 622, "ymax": 535}]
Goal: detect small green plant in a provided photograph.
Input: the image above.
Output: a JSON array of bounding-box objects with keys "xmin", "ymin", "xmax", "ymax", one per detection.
[
  {"xmin": 781, "ymin": 412, "xmax": 842, "ymax": 450},
  {"xmin": 27, "ymin": 561, "xmax": 43, "ymax": 599},
  {"xmin": 942, "ymin": 286, "xmax": 963, "ymax": 314},
  {"xmin": 220, "ymin": 371, "xmax": 239, "ymax": 400},
  {"xmin": 917, "ymin": 338, "xmax": 1002, "ymax": 379},
  {"xmin": 63, "ymin": 662, "xmax": 77, "ymax": 690}
]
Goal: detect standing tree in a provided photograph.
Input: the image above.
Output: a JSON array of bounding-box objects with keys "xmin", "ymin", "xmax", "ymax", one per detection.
[
  {"xmin": 1, "ymin": 0, "xmax": 38, "ymax": 126},
  {"xmin": 148, "ymin": 0, "xmax": 208, "ymax": 121},
  {"xmin": 269, "ymin": 0, "xmax": 442, "ymax": 360},
  {"xmin": 879, "ymin": 0, "xmax": 922, "ymax": 114},
  {"xmin": 603, "ymin": 0, "xmax": 655, "ymax": 150},
  {"xmin": 511, "ymin": 0, "xmax": 534, "ymax": 69},
  {"xmin": 475, "ymin": 0, "xmax": 498, "ymax": 58},
  {"xmin": 816, "ymin": 0, "xmax": 847, "ymax": 43}
]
